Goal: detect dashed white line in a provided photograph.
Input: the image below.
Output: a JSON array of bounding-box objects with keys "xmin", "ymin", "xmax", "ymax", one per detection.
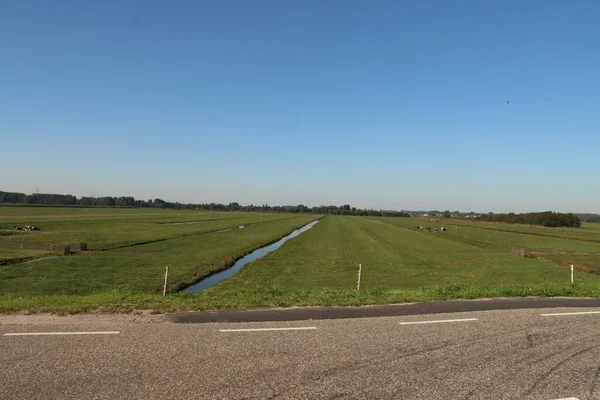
[
  {"xmin": 219, "ymin": 327, "xmax": 317, "ymax": 332},
  {"xmin": 398, "ymin": 318, "xmax": 478, "ymax": 325},
  {"xmin": 551, "ymin": 397, "xmax": 580, "ymax": 400},
  {"xmin": 3, "ymin": 331, "xmax": 120, "ymax": 336},
  {"xmin": 541, "ymin": 311, "xmax": 600, "ymax": 317}
]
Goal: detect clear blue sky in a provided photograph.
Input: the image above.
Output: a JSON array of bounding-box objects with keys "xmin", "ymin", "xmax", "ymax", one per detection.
[{"xmin": 2, "ymin": 1, "xmax": 599, "ymax": 213}]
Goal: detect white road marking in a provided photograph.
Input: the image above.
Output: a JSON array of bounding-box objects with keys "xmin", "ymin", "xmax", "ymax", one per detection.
[
  {"xmin": 3, "ymin": 331, "xmax": 120, "ymax": 336},
  {"xmin": 551, "ymin": 397, "xmax": 580, "ymax": 400},
  {"xmin": 398, "ymin": 318, "xmax": 478, "ymax": 325},
  {"xmin": 541, "ymin": 311, "xmax": 600, "ymax": 317},
  {"xmin": 219, "ymin": 327, "xmax": 317, "ymax": 332}
]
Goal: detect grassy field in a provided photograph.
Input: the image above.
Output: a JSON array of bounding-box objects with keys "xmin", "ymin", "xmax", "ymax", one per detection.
[
  {"xmin": 410, "ymin": 217, "xmax": 600, "ymax": 243},
  {"xmin": 0, "ymin": 207, "xmax": 297, "ymax": 260},
  {"xmin": 372, "ymin": 218, "xmax": 600, "ymax": 252},
  {"xmin": 371, "ymin": 217, "xmax": 600, "ymax": 276},
  {"xmin": 584, "ymin": 222, "xmax": 600, "ymax": 231},
  {"xmin": 215, "ymin": 216, "xmax": 600, "ymax": 291},
  {"xmin": 1, "ymin": 207, "xmax": 600, "ymax": 313},
  {"xmin": 0, "ymin": 207, "xmax": 317, "ymax": 296}
]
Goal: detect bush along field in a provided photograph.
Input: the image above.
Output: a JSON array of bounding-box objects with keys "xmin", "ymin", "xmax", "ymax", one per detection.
[{"xmin": 1, "ymin": 207, "xmax": 600, "ymax": 313}]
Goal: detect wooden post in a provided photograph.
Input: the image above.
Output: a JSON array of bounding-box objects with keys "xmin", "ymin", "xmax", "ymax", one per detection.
[{"xmin": 163, "ymin": 266, "xmax": 169, "ymax": 295}]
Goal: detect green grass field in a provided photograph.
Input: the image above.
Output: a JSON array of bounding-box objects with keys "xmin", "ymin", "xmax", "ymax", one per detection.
[
  {"xmin": 0, "ymin": 207, "xmax": 317, "ymax": 295},
  {"xmin": 584, "ymin": 222, "xmax": 600, "ymax": 231},
  {"xmin": 413, "ymin": 217, "xmax": 600, "ymax": 243},
  {"xmin": 1, "ymin": 206, "xmax": 600, "ymax": 313},
  {"xmin": 0, "ymin": 207, "xmax": 298, "ymax": 258},
  {"xmin": 371, "ymin": 218, "xmax": 600, "ymax": 275},
  {"xmin": 215, "ymin": 216, "xmax": 600, "ymax": 291},
  {"xmin": 371, "ymin": 218, "xmax": 600, "ymax": 252}
]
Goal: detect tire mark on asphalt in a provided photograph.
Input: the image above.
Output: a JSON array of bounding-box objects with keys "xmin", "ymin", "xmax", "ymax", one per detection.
[
  {"xmin": 588, "ymin": 365, "xmax": 600, "ymax": 396},
  {"xmin": 398, "ymin": 325, "xmax": 580, "ymax": 399},
  {"xmin": 523, "ymin": 343, "xmax": 600, "ymax": 396},
  {"xmin": 261, "ymin": 340, "xmax": 460, "ymax": 399}
]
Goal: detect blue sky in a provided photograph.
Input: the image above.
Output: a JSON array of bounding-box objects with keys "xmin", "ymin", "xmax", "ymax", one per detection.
[{"xmin": 1, "ymin": 1, "xmax": 599, "ymax": 212}]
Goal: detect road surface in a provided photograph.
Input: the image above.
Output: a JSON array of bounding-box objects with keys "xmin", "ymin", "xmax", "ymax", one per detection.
[{"xmin": 2, "ymin": 303, "xmax": 600, "ymax": 399}]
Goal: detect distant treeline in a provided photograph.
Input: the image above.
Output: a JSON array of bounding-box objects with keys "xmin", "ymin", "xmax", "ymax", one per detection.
[
  {"xmin": 578, "ymin": 213, "xmax": 600, "ymax": 223},
  {"xmin": 477, "ymin": 211, "xmax": 581, "ymax": 228},
  {"xmin": 0, "ymin": 190, "xmax": 410, "ymax": 217}
]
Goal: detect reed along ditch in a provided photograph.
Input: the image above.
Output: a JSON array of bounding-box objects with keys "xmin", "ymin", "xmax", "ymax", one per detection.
[{"xmin": 181, "ymin": 220, "xmax": 320, "ymax": 294}]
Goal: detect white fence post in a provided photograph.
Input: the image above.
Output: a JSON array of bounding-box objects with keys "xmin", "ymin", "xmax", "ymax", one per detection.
[
  {"xmin": 357, "ymin": 264, "xmax": 362, "ymax": 291},
  {"xmin": 163, "ymin": 266, "xmax": 169, "ymax": 295},
  {"xmin": 571, "ymin": 264, "xmax": 574, "ymax": 284}
]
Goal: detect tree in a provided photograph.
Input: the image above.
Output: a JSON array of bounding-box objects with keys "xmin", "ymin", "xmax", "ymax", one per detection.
[
  {"xmin": 152, "ymin": 198, "xmax": 166, "ymax": 208},
  {"xmin": 96, "ymin": 197, "xmax": 116, "ymax": 206},
  {"xmin": 116, "ymin": 196, "xmax": 136, "ymax": 207},
  {"xmin": 477, "ymin": 211, "xmax": 581, "ymax": 228},
  {"xmin": 78, "ymin": 197, "xmax": 97, "ymax": 206},
  {"xmin": 443, "ymin": 210, "xmax": 451, "ymax": 218}
]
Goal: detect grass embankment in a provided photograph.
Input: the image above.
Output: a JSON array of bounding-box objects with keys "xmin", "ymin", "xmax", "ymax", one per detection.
[{"xmin": 3, "ymin": 284, "xmax": 600, "ymax": 314}]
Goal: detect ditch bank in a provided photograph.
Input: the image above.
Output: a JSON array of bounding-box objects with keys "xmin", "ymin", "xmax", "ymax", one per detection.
[{"xmin": 180, "ymin": 220, "xmax": 320, "ymax": 294}]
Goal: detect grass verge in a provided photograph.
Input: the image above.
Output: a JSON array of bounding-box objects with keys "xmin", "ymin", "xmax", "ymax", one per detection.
[{"xmin": 1, "ymin": 283, "xmax": 599, "ymax": 314}]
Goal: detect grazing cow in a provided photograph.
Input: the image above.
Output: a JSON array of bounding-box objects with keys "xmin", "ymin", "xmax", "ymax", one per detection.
[
  {"xmin": 441, "ymin": 227, "xmax": 446, "ymax": 232},
  {"xmin": 456, "ymin": 227, "xmax": 459, "ymax": 231},
  {"xmin": 426, "ymin": 226, "xmax": 431, "ymax": 231},
  {"xmin": 434, "ymin": 229, "xmax": 438, "ymax": 233}
]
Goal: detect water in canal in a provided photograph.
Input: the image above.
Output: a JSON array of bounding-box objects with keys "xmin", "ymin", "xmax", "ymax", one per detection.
[{"xmin": 181, "ymin": 220, "xmax": 320, "ymax": 294}]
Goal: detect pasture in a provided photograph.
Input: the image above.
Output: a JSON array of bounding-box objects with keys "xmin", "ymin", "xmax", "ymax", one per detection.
[
  {"xmin": 216, "ymin": 216, "xmax": 600, "ymax": 291},
  {"xmin": 0, "ymin": 207, "xmax": 316, "ymax": 295},
  {"xmin": 1, "ymin": 207, "xmax": 600, "ymax": 313},
  {"xmin": 375, "ymin": 218, "xmax": 600, "ymax": 275}
]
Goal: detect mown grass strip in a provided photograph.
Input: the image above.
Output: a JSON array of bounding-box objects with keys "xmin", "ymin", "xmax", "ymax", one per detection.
[{"xmin": 1, "ymin": 283, "xmax": 599, "ymax": 314}]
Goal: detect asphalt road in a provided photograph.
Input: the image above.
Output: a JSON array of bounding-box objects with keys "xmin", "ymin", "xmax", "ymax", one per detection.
[
  {"xmin": 3, "ymin": 307, "xmax": 600, "ymax": 399},
  {"xmin": 171, "ymin": 297, "xmax": 600, "ymax": 323}
]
